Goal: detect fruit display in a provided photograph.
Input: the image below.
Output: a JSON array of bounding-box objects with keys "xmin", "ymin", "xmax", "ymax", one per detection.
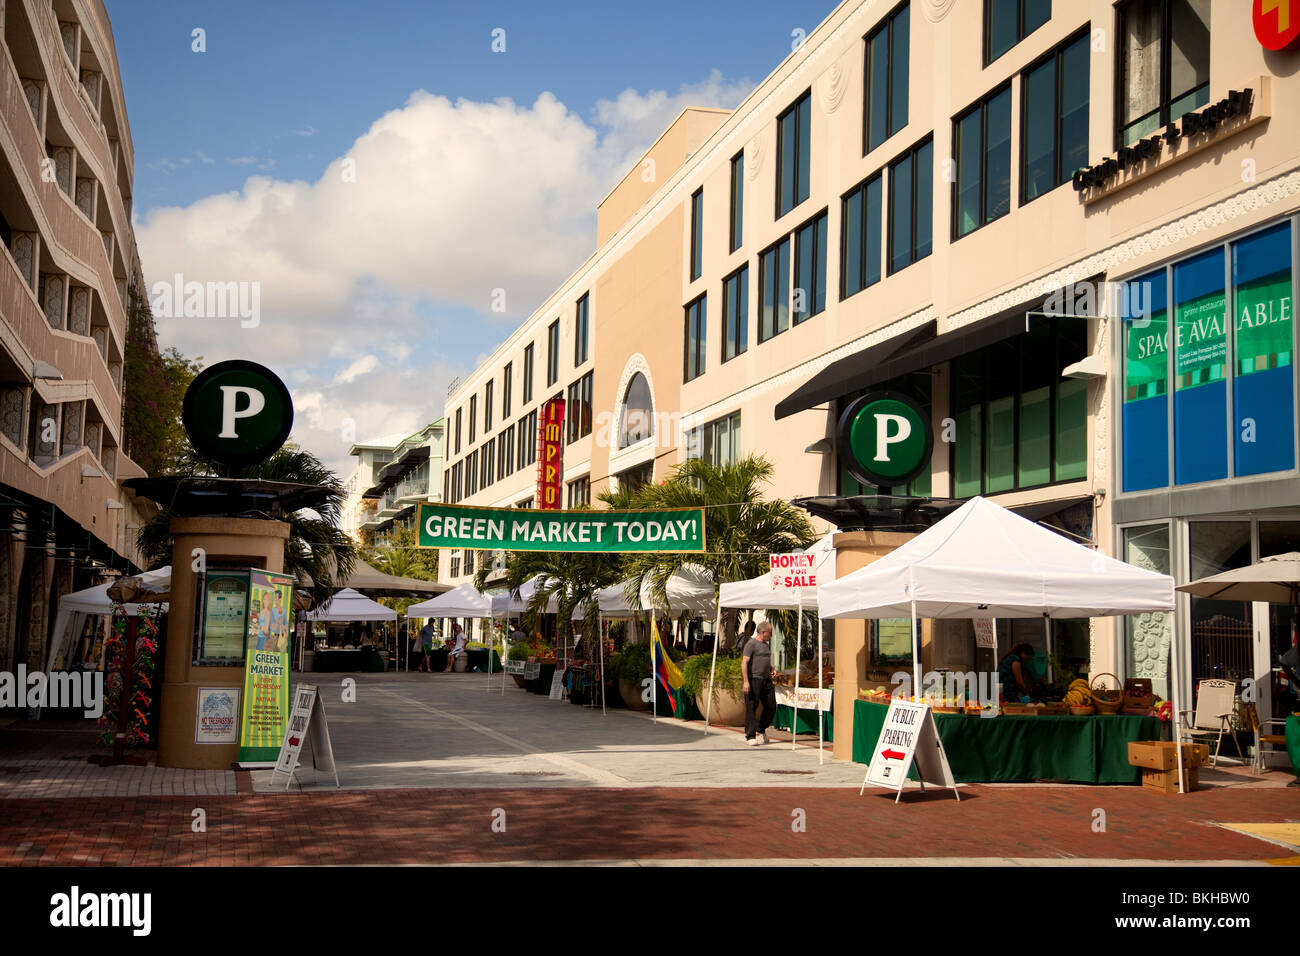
[
  {"xmin": 1062, "ymin": 679, "xmax": 1093, "ymax": 708},
  {"xmin": 859, "ymin": 686, "xmax": 891, "ymax": 703}
]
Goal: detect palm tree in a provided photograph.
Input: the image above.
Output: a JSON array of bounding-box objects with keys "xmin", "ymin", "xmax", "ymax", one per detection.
[
  {"xmin": 365, "ymin": 523, "xmax": 438, "ymax": 618},
  {"xmin": 137, "ymin": 444, "xmax": 357, "ymax": 607},
  {"xmin": 620, "ymin": 454, "xmax": 815, "ymax": 649}
]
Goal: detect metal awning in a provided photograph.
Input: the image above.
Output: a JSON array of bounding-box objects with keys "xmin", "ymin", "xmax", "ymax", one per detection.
[
  {"xmin": 794, "ymin": 494, "xmax": 1094, "ymax": 535},
  {"xmin": 377, "ymin": 445, "xmax": 430, "ymax": 483}
]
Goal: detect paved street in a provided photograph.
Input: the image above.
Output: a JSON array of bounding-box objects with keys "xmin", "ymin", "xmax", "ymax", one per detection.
[{"xmin": 1, "ymin": 671, "xmax": 1297, "ymax": 866}]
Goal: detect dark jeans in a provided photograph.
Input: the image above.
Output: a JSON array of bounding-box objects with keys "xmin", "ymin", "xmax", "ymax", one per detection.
[{"xmin": 745, "ymin": 678, "xmax": 776, "ymax": 739}]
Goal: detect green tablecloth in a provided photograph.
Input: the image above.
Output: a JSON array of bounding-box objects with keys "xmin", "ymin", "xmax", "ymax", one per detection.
[
  {"xmin": 464, "ymin": 648, "xmax": 502, "ymax": 672},
  {"xmin": 852, "ymin": 698, "xmax": 1161, "ymax": 784},
  {"xmin": 1287, "ymin": 715, "xmax": 1300, "ymax": 781},
  {"xmin": 774, "ymin": 703, "xmax": 834, "ymax": 742},
  {"xmin": 525, "ymin": 662, "xmax": 557, "ymax": 694}
]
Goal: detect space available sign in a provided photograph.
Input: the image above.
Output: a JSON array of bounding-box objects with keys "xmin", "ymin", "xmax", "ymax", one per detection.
[
  {"xmin": 417, "ymin": 502, "xmax": 705, "ymax": 553},
  {"xmin": 770, "ymin": 552, "xmax": 817, "ymax": 589}
]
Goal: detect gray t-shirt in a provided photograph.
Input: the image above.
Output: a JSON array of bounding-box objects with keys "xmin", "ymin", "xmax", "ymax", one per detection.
[{"xmin": 743, "ymin": 637, "xmax": 772, "ymax": 682}]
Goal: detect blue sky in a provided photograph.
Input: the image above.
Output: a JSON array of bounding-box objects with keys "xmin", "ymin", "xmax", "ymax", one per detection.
[{"xmin": 106, "ymin": 0, "xmax": 839, "ymax": 472}]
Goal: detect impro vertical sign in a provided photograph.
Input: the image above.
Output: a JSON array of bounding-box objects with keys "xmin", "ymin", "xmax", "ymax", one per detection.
[{"xmin": 537, "ymin": 397, "xmax": 565, "ymax": 510}]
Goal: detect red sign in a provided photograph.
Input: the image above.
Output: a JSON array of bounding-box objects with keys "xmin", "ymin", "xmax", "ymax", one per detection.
[
  {"xmin": 536, "ymin": 397, "xmax": 565, "ymax": 510},
  {"xmin": 1254, "ymin": 0, "xmax": 1300, "ymax": 51}
]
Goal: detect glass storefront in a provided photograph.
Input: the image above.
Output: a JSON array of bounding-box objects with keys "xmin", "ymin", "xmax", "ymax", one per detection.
[{"xmin": 1123, "ymin": 524, "xmax": 1172, "ymax": 699}]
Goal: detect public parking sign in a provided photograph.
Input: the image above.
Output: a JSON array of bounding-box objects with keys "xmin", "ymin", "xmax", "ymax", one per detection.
[
  {"xmin": 182, "ymin": 359, "xmax": 294, "ymax": 467},
  {"xmin": 862, "ymin": 698, "xmax": 959, "ymax": 803}
]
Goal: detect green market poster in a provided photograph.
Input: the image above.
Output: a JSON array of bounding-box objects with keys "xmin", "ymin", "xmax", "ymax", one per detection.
[
  {"xmin": 1174, "ymin": 291, "xmax": 1226, "ymax": 390},
  {"xmin": 1234, "ymin": 273, "xmax": 1293, "ymax": 376},
  {"xmin": 1124, "ymin": 305, "xmax": 1168, "ymax": 403},
  {"xmin": 237, "ymin": 569, "xmax": 293, "ymax": 763}
]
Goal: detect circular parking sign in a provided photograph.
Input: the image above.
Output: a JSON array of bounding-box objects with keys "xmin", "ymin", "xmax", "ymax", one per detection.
[
  {"xmin": 1254, "ymin": 0, "xmax": 1300, "ymax": 51},
  {"xmin": 837, "ymin": 391, "xmax": 932, "ymax": 487},
  {"xmin": 182, "ymin": 360, "xmax": 294, "ymax": 467}
]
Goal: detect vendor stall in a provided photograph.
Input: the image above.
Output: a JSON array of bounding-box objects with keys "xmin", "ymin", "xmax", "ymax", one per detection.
[
  {"xmin": 819, "ymin": 496, "xmax": 1176, "ymax": 787},
  {"xmin": 302, "ymin": 588, "xmax": 397, "ymax": 671},
  {"xmin": 48, "ymin": 566, "xmax": 171, "ymax": 673},
  {"xmin": 406, "ymin": 582, "xmax": 501, "ymax": 682}
]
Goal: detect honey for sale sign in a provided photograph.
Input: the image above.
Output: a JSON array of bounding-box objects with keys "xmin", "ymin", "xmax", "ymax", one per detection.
[{"xmin": 769, "ymin": 552, "xmax": 816, "ymax": 589}]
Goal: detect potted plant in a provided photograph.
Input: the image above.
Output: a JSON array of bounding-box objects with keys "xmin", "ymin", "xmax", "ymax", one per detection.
[
  {"xmin": 506, "ymin": 641, "xmax": 534, "ymax": 688},
  {"xmin": 609, "ymin": 641, "xmax": 685, "ymax": 711},
  {"xmin": 681, "ymin": 653, "xmax": 747, "ymax": 726}
]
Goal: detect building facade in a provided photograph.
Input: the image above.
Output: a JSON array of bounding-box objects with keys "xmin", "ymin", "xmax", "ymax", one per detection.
[
  {"xmin": 342, "ymin": 432, "xmax": 403, "ymax": 542},
  {"xmin": 441, "ymin": 0, "xmax": 1300, "ymax": 722},
  {"xmin": 1, "ymin": 0, "xmax": 154, "ymax": 672},
  {"xmin": 355, "ymin": 419, "xmax": 445, "ymax": 548}
]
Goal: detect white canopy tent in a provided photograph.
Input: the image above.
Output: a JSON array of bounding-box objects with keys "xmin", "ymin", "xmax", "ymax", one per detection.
[
  {"xmin": 596, "ymin": 565, "xmax": 717, "ymax": 618},
  {"xmin": 715, "ymin": 533, "xmax": 838, "ymax": 756},
  {"xmin": 406, "ymin": 582, "xmax": 495, "ymax": 619},
  {"xmin": 491, "ymin": 574, "xmax": 562, "ymax": 617},
  {"xmin": 48, "ymin": 567, "xmax": 172, "ymax": 672},
  {"xmin": 818, "ymin": 496, "xmax": 1181, "ymax": 788},
  {"xmin": 302, "ymin": 588, "xmax": 396, "ymax": 623}
]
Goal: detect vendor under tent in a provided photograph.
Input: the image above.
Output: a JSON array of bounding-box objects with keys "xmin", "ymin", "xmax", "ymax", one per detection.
[
  {"xmin": 716, "ymin": 533, "xmax": 838, "ymax": 759},
  {"xmin": 406, "ymin": 582, "xmax": 501, "ymax": 682},
  {"xmin": 302, "ymin": 588, "xmax": 397, "ymax": 672},
  {"xmin": 48, "ymin": 566, "xmax": 172, "ymax": 673},
  {"xmin": 818, "ymin": 496, "xmax": 1179, "ymax": 788}
]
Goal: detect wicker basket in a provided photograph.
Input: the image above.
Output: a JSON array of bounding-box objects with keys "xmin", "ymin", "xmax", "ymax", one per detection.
[
  {"xmin": 1070, "ymin": 704, "xmax": 1096, "ymax": 716},
  {"xmin": 1091, "ymin": 673, "xmax": 1123, "ymax": 714}
]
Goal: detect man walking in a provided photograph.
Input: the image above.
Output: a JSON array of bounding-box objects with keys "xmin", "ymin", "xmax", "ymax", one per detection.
[
  {"xmin": 742, "ymin": 621, "xmax": 777, "ymax": 746},
  {"xmin": 417, "ymin": 620, "xmax": 436, "ymax": 672}
]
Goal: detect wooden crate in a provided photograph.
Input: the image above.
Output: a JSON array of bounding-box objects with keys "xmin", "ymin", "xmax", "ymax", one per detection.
[
  {"xmin": 1141, "ymin": 766, "xmax": 1199, "ymax": 794},
  {"xmin": 1128, "ymin": 740, "xmax": 1210, "ymax": 771}
]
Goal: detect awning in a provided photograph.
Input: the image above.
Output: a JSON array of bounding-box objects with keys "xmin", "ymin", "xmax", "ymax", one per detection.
[
  {"xmin": 774, "ymin": 320, "xmax": 935, "ymax": 420},
  {"xmin": 377, "ymin": 445, "xmax": 430, "ymax": 483}
]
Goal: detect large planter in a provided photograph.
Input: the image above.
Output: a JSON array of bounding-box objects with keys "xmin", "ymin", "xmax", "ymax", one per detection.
[
  {"xmin": 453, "ymin": 654, "xmax": 469, "ymax": 673},
  {"xmin": 511, "ymin": 674, "xmax": 528, "ymax": 689},
  {"xmin": 618, "ymin": 676, "xmax": 648, "ymax": 711},
  {"xmin": 695, "ymin": 684, "xmax": 746, "ymax": 726}
]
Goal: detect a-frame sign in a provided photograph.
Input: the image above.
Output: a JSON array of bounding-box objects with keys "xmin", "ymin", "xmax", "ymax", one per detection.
[{"xmin": 860, "ymin": 698, "xmax": 960, "ymax": 803}]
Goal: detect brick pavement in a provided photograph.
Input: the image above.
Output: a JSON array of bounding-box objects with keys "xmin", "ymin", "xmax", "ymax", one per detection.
[{"xmin": 1, "ymin": 783, "xmax": 1297, "ymax": 866}]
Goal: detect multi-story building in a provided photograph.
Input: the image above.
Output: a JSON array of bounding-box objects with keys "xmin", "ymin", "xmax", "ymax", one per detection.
[
  {"xmin": 356, "ymin": 419, "xmax": 445, "ymax": 547},
  {"xmin": 341, "ymin": 432, "xmax": 403, "ymax": 542},
  {"xmin": 441, "ymin": 0, "xmax": 1300, "ymax": 728},
  {"xmin": 0, "ymin": 0, "xmax": 155, "ymax": 672}
]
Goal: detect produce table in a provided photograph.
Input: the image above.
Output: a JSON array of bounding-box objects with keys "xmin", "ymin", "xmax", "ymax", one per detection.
[
  {"xmin": 313, "ymin": 648, "xmax": 384, "ymax": 672},
  {"xmin": 773, "ymin": 704, "xmax": 834, "ymax": 742},
  {"xmin": 1288, "ymin": 715, "xmax": 1300, "ymax": 782},
  {"xmin": 852, "ymin": 698, "xmax": 1161, "ymax": 784}
]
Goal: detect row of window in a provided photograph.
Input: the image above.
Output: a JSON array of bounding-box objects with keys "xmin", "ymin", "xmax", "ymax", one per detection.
[
  {"xmin": 445, "ymin": 410, "xmax": 538, "ymax": 504},
  {"xmin": 450, "ymin": 292, "xmax": 590, "ymax": 455}
]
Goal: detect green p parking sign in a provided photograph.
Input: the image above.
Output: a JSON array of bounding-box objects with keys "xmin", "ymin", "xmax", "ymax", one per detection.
[
  {"xmin": 837, "ymin": 391, "xmax": 931, "ymax": 487},
  {"xmin": 182, "ymin": 360, "xmax": 294, "ymax": 467}
]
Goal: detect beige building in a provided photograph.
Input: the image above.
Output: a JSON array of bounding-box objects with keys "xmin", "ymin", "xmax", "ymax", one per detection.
[
  {"xmin": 0, "ymin": 0, "xmax": 154, "ymax": 671},
  {"xmin": 441, "ymin": 0, "xmax": 1300, "ymax": 731},
  {"xmin": 354, "ymin": 418, "xmax": 445, "ymax": 548}
]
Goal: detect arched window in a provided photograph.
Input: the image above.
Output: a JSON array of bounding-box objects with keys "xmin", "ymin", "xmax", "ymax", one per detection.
[{"xmin": 619, "ymin": 373, "xmax": 653, "ymax": 448}]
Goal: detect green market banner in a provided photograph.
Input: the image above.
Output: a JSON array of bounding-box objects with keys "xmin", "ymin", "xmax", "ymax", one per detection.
[
  {"xmin": 237, "ymin": 569, "xmax": 293, "ymax": 763},
  {"xmin": 416, "ymin": 503, "xmax": 705, "ymax": 553},
  {"xmin": 1234, "ymin": 273, "xmax": 1292, "ymax": 377}
]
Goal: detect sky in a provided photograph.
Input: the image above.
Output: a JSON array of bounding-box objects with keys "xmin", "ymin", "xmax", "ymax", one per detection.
[{"xmin": 107, "ymin": 0, "xmax": 840, "ymax": 475}]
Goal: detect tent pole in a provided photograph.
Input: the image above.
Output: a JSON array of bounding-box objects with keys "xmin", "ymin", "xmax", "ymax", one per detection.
[
  {"xmin": 792, "ymin": 607, "xmax": 803, "ymax": 751},
  {"xmin": 817, "ymin": 615, "xmax": 824, "ymax": 766},
  {"xmin": 911, "ymin": 597, "xmax": 920, "ymax": 703},
  {"xmin": 599, "ymin": 613, "xmax": 607, "ymax": 716},
  {"xmin": 704, "ymin": 610, "xmax": 720, "ymax": 735},
  {"xmin": 1170, "ymin": 605, "xmax": 1186, "ymax": 795},
  {"xmin": 1044, "ymin": 615, "xmax": 1053, "ymax": 685},
  {"xmin": 652, "ymin": 615, "xmax": 658, "ymax": 725}
]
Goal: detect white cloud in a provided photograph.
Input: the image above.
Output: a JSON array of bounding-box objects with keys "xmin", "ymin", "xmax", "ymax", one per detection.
[
  {"xmin": 291, "ymin": 126, "xmax": 318, "ymax": 137},
  {"xmin": 138, "ymin": 74, "xmax": 751, "ymax": 476}
]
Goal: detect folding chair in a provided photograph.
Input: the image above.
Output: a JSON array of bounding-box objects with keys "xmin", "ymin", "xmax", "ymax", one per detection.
[
  {"xmin": 1241, "ymin": 702, "xmax": 1289, "ymax": 775},
  {"xmin": 1179, "ymin": 679, "xmax": 1241, "ymax": 767}
]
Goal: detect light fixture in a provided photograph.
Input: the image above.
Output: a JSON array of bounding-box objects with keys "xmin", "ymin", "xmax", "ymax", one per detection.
[
  {"xmin": 33, "ymin": 360, "xmax": 63, "ymax": 380},
  {"xmin": 1062, "ymin": 355, "xmax": 1106, "ymax": 380},
  {"xmin": 805, "ymin": 438, "xmax": 833, "ymax": 455}
]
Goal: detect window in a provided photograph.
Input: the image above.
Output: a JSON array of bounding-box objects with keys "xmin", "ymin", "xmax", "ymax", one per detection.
[
  {"xmin": 566, "ymin": 371, "xmax": 593, "ymax": 443},
  {"xmin": 450, "ymin": 551, "xmax": 461, "ymax": 577},
  {"xmin": 619, "ymin": 373, "xmax": 653, "ymax": 448},
  {"xmin": 574, "ymin": 294, "xmax": 589, "ymax": 366},
  {"xmin": 865, "ymin": 2, "xmax": 910, "ymax": 154},
  {"xmin": 567, "ymin": 476, "xmax": 591, "ymax": 509},
  {"xmin": 722, "ymin": 265, "xmax": 749, "ymax": 363},
  {"xmin": 523, "ymin": 344, "xmax": 535, "ymax": 403},
  {"xmin": 546, "ymin": 321, "xmax": 560, "ymax": 386},
  {"xmin": 985, "ymin": 0, "xmax": 1050, "ymax": 65},
  {"xmin": 465, "ymin": 450, "xmax": 478, "ymax": 499},
  {"xmin": 443, "ymin": 469, "xmax": 450, "ymax": 502},
  {"xmin": 1022, "ymin": 30, "xmax": 1090, "ymax": 204},
  {"xmin": 776, "ymin": 90, "xmax": 811, "ymax": 219},
  {"xmin": 793, "ymin": 211, "xmax": 828, "ymax": 323},
  {"xmin": 951, "ymin": 318, "xmax": 1087, "ymax": 497},
  {"xmin": 454, "ymin": 408, "xmax": 462, "ymax": 454},
  {"xmin": 497, "ymin": 429, "xmax": 508, "ymax": 478},
  {"xmin": 1117, "ymin": 0, "xmax": 1210, "ymax": 147},
  {"xmin": 686, "ymin": 411, "xmax": 741, "ymax": 467},
  {"xmin": 954, "ymin": 87, "xmax": 1011, "ymax": 239},
  {"xmin": 468, "ymin": 395, "xmax": 477, "ymax": 443},
  {"xmin": 517, "ymin": 410, "xmax": 538, "ymax": 467},
  {"xmin": 684, "ymin": 295, "xmax": 707, "ymax": 382},
  {"xmin": 842, "ymin": 173, "xmax": 883, "ymax": 299},
  {"xmin": 690, "ymin": 188, "xmax": 704, "ymax": 281},
  {"xmin": 483, "ymin": 438, "xmax": 495, "ymax": 488},
  {"xmin": 502, "ymin": 362, "xmax": 513, "ymax": 418},
  {"xmin": 729, "ymin": 152, "xmax": 744, "ymax": 252},
  {"xmin": 759, "ymin": 237, "xmax": 791, "ymax": 342},
  {"xmin": 484, "ymin": 380, "xmax": 494, "ymax": 432},
  {"xmin": 617, "ymin": 461, "xmax": 654, "ymax": 491},
  {"xmin": 888, "ymin": 137, "xmax": 933, "ymax": 273},
  {"xmin": 450, "ymin": 461, "xmax": 461, "ymax": 503},
  {"xmin": 464, "ymin": 549, "xmax": 475, "ymax": 575}
]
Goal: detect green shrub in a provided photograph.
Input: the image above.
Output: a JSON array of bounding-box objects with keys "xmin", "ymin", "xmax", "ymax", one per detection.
[
  {"xmin": 506, "ymin": 642, "xmax": 535, "ymax": 662},
  {"xmin": 681, "ymin": 653, "xmax": 745, "ymax": 698},
  {"xmin": 610, "ymin": 641, "xmax": 684, "ymax": 682}
]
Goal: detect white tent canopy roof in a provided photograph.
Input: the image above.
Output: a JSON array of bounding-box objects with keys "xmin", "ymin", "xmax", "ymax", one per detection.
[
  {"xmin": 407, "ymin": 581, "xmax": 495, "ymax": 619},
  {"xmin": 302, "ymin": 588, "xmax": 396, "ymax": 622},
  {"xmin": 597, "ymin": 564, "xmax": 717, "ymax": 618},
  {"xmin": 59, "ymin": 566, "xmax": 172, "ymax": 615},
  {"xmin": 491, "ymin": 574, "xmax": 562, "ymax": 616},
  {"xmin": 719, "ymin": 532, "xmax": 837, "ymax": 610},
  {"xmin": 818, "ymin": 496, "xmax": 1175, "ymax": 620}
]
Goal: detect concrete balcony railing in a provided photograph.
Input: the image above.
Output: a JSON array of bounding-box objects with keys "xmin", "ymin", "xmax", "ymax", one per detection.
[
  {"xmin": 1, "ymin": 45, "xmax": 128, "ymax": 348},
  {"xmin": 0, "ymin": 249, "xmax": 121, "ymax": 429}
]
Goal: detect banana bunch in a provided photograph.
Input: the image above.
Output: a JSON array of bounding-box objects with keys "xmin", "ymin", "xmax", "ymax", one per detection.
[{"xmin": 1063, "ymin": 679, "xmax": 1092, "ymax": 707}]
